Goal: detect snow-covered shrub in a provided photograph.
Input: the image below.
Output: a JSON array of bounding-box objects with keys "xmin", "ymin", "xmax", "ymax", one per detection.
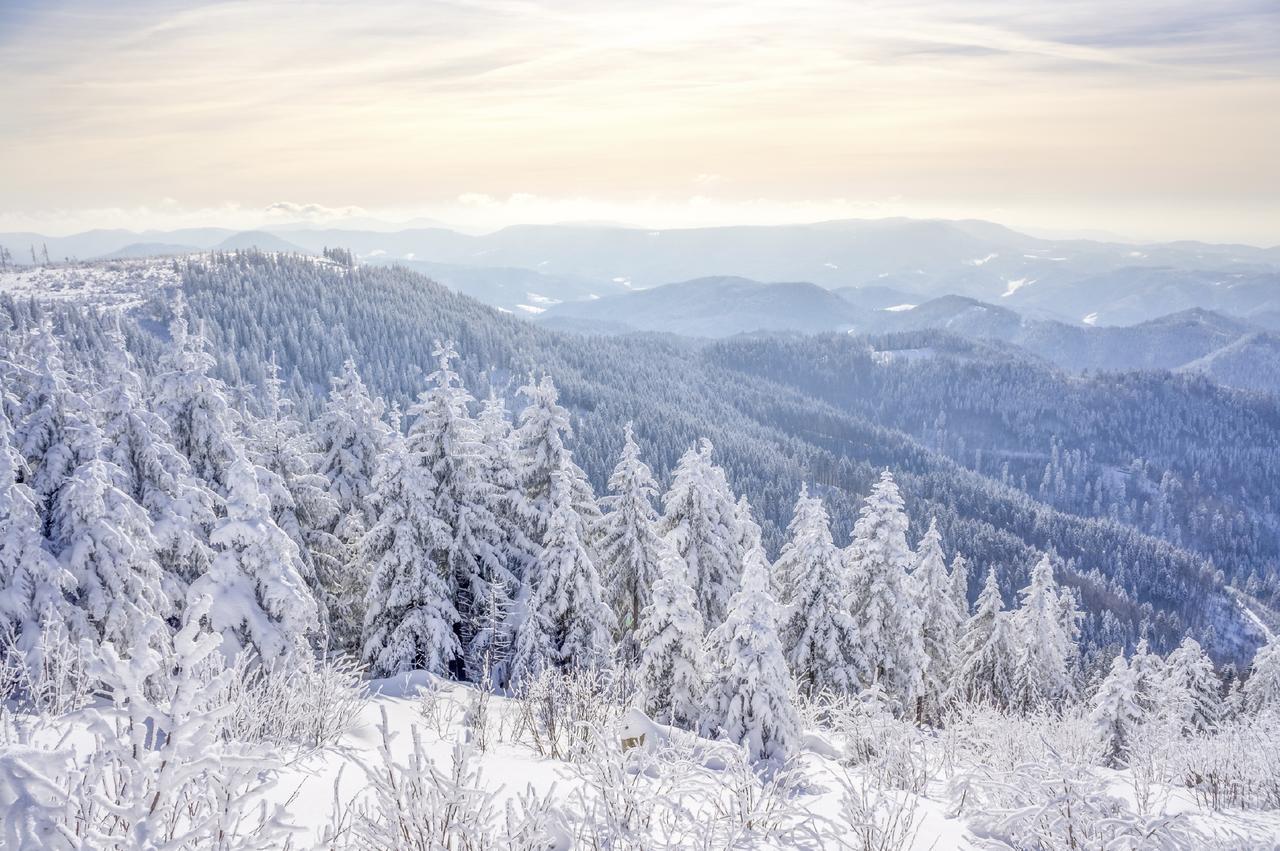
[
  {"xmin": 0, "ymin": 619, "xmax": 95, "ymax": 717},
  {"xmin": 0, "ymin": 606, "xmax": 297, "ymax": 850},
  {"xmin": 1175, "ymin": 710, "xmax": 1280, "ymax": 811},
  {"xmin": 416, "ymin": 676, "xmax": 464, "ymax": 738},
  {"xmin": 952, "ymin": 757, "xmax": 1203, "ymax": 849},
  {"xmin": 338, "ymin": 707, "xmax": 561, "ymax": 851},
  {"xmin": 830, "ymin": 773, "xmax": 921, "ymax": 851},
  {"xmin": 816, "ymin": 688, "xmax": 935, "ymax": 794},
  {"xmin": 511, "ymin": 667, "xmax": 633, "ymax": 761},
  {"xmin": 220, "ymin": 652, "xmax": 368, "ymax": 750}
]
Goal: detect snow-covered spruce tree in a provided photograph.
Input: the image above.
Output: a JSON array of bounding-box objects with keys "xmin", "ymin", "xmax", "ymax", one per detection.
[
  {"xmin": 774, "ymin": 485, "xmax": 860, "ymax": 696},
  {"xmin": 468, "ymin": 389, "xmax": 529, "ymax": 684},
  {"xmin": 635, "ymin": 537, "xmax": 705, "ymax": 727},
  {"xmin": 1160, "ymin": 637, "xmax": 1222, "ymax": 735},
  {"xmin": 597, "ymin": 422, "xmax": 664, "ymax": 663},
  {"xmin": 97, "ymin": 330, "xmax": 215, "ymax": 601},
  {"xmin": 659, "ymin": 439, "xmax": 743, "ymax": 628},
  {"xmin": 948, "ymin": 566, "xmax": 1017, "ymax": 709},
  {"xmin": 190, "ymin": 455, "xmax": 319, "ymax": 667},
  {"xmin": 1010, "ymin": 554, "xmax": 1079, "ymax": 713},
  {"xmin": 911, "ymin": 518, "xmax": 966, "ymax": 721},
  {"xmin": 246, "ymin": 359, "xmax": 346, "ymax": 650},
  {"xmin": 1128, "ymin": 638, "xmax": 1164, "ymax": 719},
  {"xmin": 1090, "ymin": 652, "xmax": 1144, "ymax": 767},
  {"xmin": 511, "ymin": 374, "xmax": 601, "ymax": 548},
  {"xmin": 50, "ymin": 452, "xmax": 173, "ymax": 654},
  {"xmin": 843, "ymin": 470, "xmax": 925, "ymax": 712},
  {"xmin": 13, "ymin": 324, "xmax": 99, "ymax": 528},
  {"xmin": 1244, "ymin": 633, "xmax": 1280, "ymax": 713},
  {"xmin": 948, "ymin": 553, "xmax": 970, "ymax": 620},
  {"xmin": 0, "ymin": 407, "xmax": 75, "ymax": 669},
  {"xmin": 314, "ymin": 358, "xmax": 393, "ymax": 551},
  {"xmin": 511, "ymin": 468, "xmax": 614, "ymax": 682},
  {"xmin": 151, "ymin": 307, "xmax": 242, "ymax": 496},
  {"xmin": 701, "ymin": 537, "xmax": 800, "ymax": 764},
  {"xmin": 360, "ymin": 429, "xmax": 459, "ymax": 678},
  {"xmin": 405, "ymin": 342, "xmax": 514, "ymax": 680}
]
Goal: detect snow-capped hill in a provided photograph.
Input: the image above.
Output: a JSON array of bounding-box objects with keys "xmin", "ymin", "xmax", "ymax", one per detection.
[{"xmin": 0, "ymin": 257, "xmax": 181, "ymax": 308}]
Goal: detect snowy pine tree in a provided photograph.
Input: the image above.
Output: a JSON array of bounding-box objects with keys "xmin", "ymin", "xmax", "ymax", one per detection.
[
  {"xmin": 0, "ymin": 407, "xmax": 74, "ymax": 670},
  {"xmin": 97, "ymin": 331, "xmax": 214, "ymax": 603},
  {"xmin": 843, "ymin": 470, "xmax": 925, "ymax": 711},
  {"xmin": 314, "ymin": 358, "xmax": 393, "ymax": 551},
  {"xmin": 1244, "ymin": 634, "xmax": 1280, "ymax": 713},
  {"xmin": 191, "ymin": 456, "xmax": 319, "ymax": 667},
  {"xmin": 246, "ymin": 359, "xmax": 346, "ymax": 649},
  {"xmin": 360, "ymin": 430, "xmax": 459, "ymax": 678},
  {"xmin": 701, "ymin": 538, "xmax": 800, "ymax": 764},
  {"xmin": 404, "ymin": 342, "xmax": 514, "ymax": 679},
  {"xmin": 949, "ymin": 566, "xmax": 1017, "ymax": 709},
  {"xmin": 512, "ymin": 469, "xmax": 615, "ymax": 679},
  {"xmin": 911, "ymin": 518, "xmax": 965, "ymax": 720},
  {"xmin": 660, "ymin": 440, "xmax": 743, "ymax": 628},
  {"xmin": 151, "ymin": 308, "xmax": 242, "ymax": 496},
  {"xmin": 1010, "ymin": 554, "xmax": 1079, "ymax": 713},
  {"xmin": 598, "ymin": 423, "xmax": 664, "ymax": 662},
  {"xmin": 774, "ymin": 485, "xmax": 860, "ymax": 695},
  {"xmin": 50, "ymin": 455, "xmax": 171, "ymax": 654},
  {"xmin": 635, "ymin": 538, "xmax": 704, "ymax": 727},
  {"xmin": 1161, "ymin": 637, "xmax": 1222, "ymax": 735},
  {"xmin": 1090, "ymin": 652, "xmax": 1145, "ymax": 767}
]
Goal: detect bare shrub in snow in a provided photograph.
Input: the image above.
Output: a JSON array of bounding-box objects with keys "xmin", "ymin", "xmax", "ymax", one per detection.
[
  {"xmin": 828, "ymin": 772, "xmax": 921, "ymax": 851},
  {"xmin": 338, "ymin": 707, "xmax": 561, "ymax": 851},
  {"xmin": 1, "ymin": 620, "xmax": 95, "ymax": 717},
  {"xmin": 1175, "ymin": 709, "xmax": 1280, "ymax": 811},
  {"xmin": 220, "ymin": 652, "xmax": 368, "ymax": 751},
  {"xmin": 511, "ymin": 667, "xmax": 633, "ymax": 761}
]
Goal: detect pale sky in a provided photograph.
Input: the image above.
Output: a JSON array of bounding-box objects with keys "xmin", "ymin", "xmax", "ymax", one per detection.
[{"xmin": 2, "ymin": 0, "xmax": 1278, "ymax": 244}]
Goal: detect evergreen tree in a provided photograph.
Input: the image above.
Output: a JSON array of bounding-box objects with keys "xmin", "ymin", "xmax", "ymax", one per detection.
[
  {"xmin": 912, "ymin": 518, "xmax": 965, "ymax": 721},
  {"xmin": 514, "ymin": 469, "xmax": 615, "ymax": 677},
  {"xmin": 1090, "ymin": 652, "xmax": 1145, "ymax": 767},
  {"xmin": 14, "ymin": 325, "xmax": 98, "ymax": 529},
  {"xmin": 701, "ymin": 539, "xmax": 800, "ymax": 764},
  {"xmin": 404, "ymin": 342, "xmax": 513, "ymax": 678},
  {"xmin": 314, "ymin": 359, "xmax": 393, "ymax": 549},
  {"xmin": 635, "ymin": 539, "xmax": 704, "ymax": 727},
  {"xmin": 97, "ymin": 331, "xmax": 214, "ymax": 601},
  {"xmin": 844, "ymin": 470, "xmax": 925, "ymax": 711},
  {"xmin": 598, "ymin": 423, "xmax": 664, "ymax": 662},
  {"xmin": 151, "ymin": 308, "xmax": 241, "ymax": 495},
  {"xmin": 191, "ymin": 456, "xmax": 319, "ymax": 667},
  {"xmin": 1010, "ymin": 554, "xmax": 1079, "ymax": 713},
  {"xmin": 949, "ymin": 566, "xmax": 1017, "ymax": 708},
  {"xmin": 1244, "ymin": 634, "xmax": 1280, "ymax": 713},
  {"xmin": 360, "ymin": 432, "xmax": 459, "ymax": 678},
  {"xmin": 0, "ymin": 408, "xmax": 74, "ymax": 670},
  {"xmin": 468, "ymin": 390, "xmax": 528, "ymax": 684},
  {"xmin": 660, "ymin": 440, "xmax": 743, "ymax": 627},
  {"xmin": 246, "ymin": 360, "xmax": 346, "ymax": 649},
  {"xmin": 775, "ymin": 485, "xmax": 860, "ymax": 695},
  {"xmin": 1161, "ymin": 637, "xmax": 1222, "ymax": 735},
  {"xmin": 948, "ymin": 553, "xmax": 970, "ymax": 619},
  {"xmin": 50, "ymin": 456, "xmax": 171, "ymax": 654}
]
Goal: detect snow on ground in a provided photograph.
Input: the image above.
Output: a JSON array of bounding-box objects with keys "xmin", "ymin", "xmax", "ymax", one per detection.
[
  {"xmin": 516, "ymin": 304, "xmax": 547, "ymax": 314},
  {"xmin": 1083, "ymin": 311, "xmax": 1100, "ymax": 325},
  {"xmin": 882, "ymin": 303, "xmax": 917, "ymax": 312},
  {"xmin": 966, "ymin": 253, "xmax": 998, "ymax": 266},
  {"xmin": 262, "ymin": 675, "xmax": 1280, "ymax": 849},
  {"xmin": 1000, "ymin": 277, "xmax": 1035, "ymax": 297},
  {"xmin": 0, "ymin": 258, "xmax": 182, "ymax": 309}
]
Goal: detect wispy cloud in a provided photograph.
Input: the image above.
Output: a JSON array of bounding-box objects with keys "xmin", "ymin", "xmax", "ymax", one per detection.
[{"xmin": 1, "ymin": 0, "xmax": 1276, "ymax": 242}]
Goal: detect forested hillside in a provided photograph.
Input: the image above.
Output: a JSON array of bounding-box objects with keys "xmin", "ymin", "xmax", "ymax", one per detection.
[{"xmin": 10, "ymin": 251, "xmax": 1265, "ymax": 668}]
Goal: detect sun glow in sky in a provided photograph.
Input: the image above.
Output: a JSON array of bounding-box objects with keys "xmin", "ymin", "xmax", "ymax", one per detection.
[{"xmin": 2, "ymin": 0, "xmax": 1278, "ymax": 243}]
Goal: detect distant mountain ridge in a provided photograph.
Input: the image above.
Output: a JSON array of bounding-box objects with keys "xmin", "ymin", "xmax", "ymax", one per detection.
[{"xmin": 3, "ymin": 217, "xmax": 1277, "ymax": 323}]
